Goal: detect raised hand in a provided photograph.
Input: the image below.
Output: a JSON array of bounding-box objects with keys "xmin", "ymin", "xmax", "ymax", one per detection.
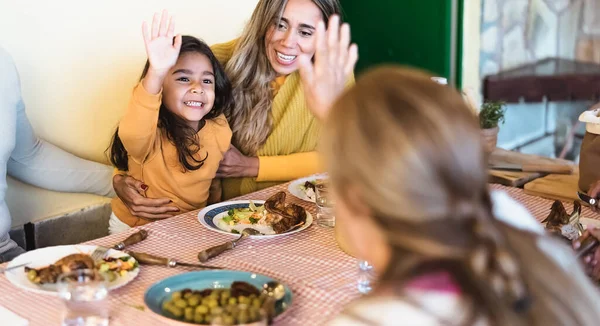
[
  {"xmin": 298, "ymin": 15, "xmax": 358, "ymax": 120},
  {"xmin": 141, "ymin": 10, "xmax": 182, "ymax": 93}
]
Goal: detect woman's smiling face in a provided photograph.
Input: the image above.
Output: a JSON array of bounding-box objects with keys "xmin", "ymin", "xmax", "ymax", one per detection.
[{"xmin": 264, "ymin": 0, "xmax": 323, "ymax": 76}]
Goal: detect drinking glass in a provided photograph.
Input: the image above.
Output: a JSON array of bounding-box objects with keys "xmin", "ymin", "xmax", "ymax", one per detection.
[
  {"xmin": 57, "ymin": 269, "xmax": 109, "ymax": 326},
  {"xmin": 357, "ymin": 260, "xmax": 375, "ymax": 294},
  {"xmin": 315, "ymin": 183, "xmax": 335, "ymax": 227}
]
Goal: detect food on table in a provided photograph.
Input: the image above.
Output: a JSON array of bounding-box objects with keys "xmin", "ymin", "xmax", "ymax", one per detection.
[
  {"xmin": 221, "ymin": 192, "xmax": 307, "ymax": 234},
  {"xmin": 298, "ymin": 178, "xmax": 326, "ymax": 200},
  {"xmin": 542, "ymin": 200, "xmax": 583, "ymax": 242},
  {"xmin": 264, "ymin": 192, "xmax": 307, "ymax": 233},
  {"xmin": 25, "ymin": 253, "xmax": 138, "ymax": 285},
  {"xmin": 161, "ymin": 281, "xmax": 266, "ymax": 325}
]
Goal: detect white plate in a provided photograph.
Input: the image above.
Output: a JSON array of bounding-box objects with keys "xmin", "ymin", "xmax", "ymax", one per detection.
[
  {"xmin": 287, "ymin": 173, "xmax": 329, "ymax": 203},
  {"xmin": 197, "ymin": 200, "xmax": 312, "ymax": 238},
  {"xmin": 5, "ymin": 245, "xmax": 140, "ymax": 296}
]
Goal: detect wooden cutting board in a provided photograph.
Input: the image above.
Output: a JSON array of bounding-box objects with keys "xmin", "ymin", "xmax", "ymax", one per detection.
[
  {"xmin": 488, "ymin": 148, "xmax": 576, "ymax": 187},
  {"xmin": 523, "ymin": 173, "xmax": 581, "ymax": 202}
]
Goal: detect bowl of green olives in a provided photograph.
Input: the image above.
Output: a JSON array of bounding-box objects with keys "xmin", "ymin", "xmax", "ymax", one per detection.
[{"xmin": 145, "ymin": 271, "xmax": 293, "ymax": 325}]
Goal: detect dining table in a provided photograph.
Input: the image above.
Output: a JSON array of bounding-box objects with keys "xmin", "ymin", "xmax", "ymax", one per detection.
[{"xmin": 0, "ymin": 181, "xmax": 598, "ymax": 325}]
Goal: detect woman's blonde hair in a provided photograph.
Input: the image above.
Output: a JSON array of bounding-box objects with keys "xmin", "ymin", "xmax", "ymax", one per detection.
[
  {"xmin": 225, "ymin": 0, "xmax": 340, "ymax": 155},
  {"xmin": 323, "ymin": 66, "xmax": 600, "ymax": 325}
]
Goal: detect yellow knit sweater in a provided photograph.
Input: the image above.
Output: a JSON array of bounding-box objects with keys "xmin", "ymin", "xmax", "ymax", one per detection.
[{"xmin": 211, "ymin": 39, "xmax": 326, "ymax": 199}]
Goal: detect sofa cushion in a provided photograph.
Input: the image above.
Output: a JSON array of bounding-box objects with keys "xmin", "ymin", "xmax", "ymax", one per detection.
[{"xmin": 6, "ymin": 176, "xmax": 111, "ymax": 227}]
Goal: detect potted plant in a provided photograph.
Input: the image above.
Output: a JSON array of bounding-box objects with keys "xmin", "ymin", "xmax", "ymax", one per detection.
[{"xmin": 479, "ymin": 101, "xmax": 506, "ymax": 153}]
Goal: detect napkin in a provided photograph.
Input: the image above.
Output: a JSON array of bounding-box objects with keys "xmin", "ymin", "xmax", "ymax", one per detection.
[{"xmin": 0, "ymin": 305, "xmax": 28, "ymax": 326}]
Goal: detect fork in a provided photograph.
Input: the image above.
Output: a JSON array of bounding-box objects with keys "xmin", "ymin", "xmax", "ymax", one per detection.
[{"xmin": 90, "ymin": 230, "xmax": 148, "ymax": 262}]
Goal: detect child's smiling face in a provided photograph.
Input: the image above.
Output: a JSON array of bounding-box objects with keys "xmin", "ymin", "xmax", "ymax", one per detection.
[{"xmin": 162, "ymin": 52, "xmax": 215, "ymax": 130}]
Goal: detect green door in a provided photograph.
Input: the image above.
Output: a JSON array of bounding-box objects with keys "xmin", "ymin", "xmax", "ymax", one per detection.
[{"xmin": 342, "ymin": 0, "xmax": 463, "ymax": 87}]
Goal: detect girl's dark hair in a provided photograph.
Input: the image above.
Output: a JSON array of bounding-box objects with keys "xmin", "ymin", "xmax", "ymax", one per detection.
[{"xmin": 109, "ymin": 35, "xmax": 232, "ymax": 172}]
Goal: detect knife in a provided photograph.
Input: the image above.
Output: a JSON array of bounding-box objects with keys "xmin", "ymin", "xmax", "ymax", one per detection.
[
  {"xmin": 489, "ymin": 163, "xmax": 573, "ymax": 174},
  {"xmin": 0, "ymin": 262, "xmax": 31, "ymax": 274},
  {"xmin": 126, "ymin": 251, "xmax": 222, "ymax": 269},
  {"xmin": 577, "ymin": 192, "xmax": 598, "ymax": 206}
]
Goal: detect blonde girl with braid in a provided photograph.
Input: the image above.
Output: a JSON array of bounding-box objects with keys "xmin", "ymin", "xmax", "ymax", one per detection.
[{"xmin": 296, "ymin": 19, "xmax": 600, "ymax": 325}]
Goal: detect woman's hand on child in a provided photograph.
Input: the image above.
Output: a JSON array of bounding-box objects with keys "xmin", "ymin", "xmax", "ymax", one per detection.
[
  {"xmin": 298, "ymin": 15, "xmax": 358, "ymax": 121},
  {"xmin": 141, "ymin": 9, "xmax": 182, "ymax": 93},
  {"xmin": 113, "ymin": 174, "xmax": 179, "ymax": 219},
  {"xmin": 216, "ymin": 146, "xmax": 259, "ymax": 178}
]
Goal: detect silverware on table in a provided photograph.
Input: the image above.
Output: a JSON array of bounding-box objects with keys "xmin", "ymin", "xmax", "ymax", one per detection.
[
  {"xmin": 0, "ymin": 262, "xmax": 30, "ymax": 274},
  {"xmin": 126, "ymin": 251, "xmax": 221, "ymax": 269},
  {"xmin": 261, "ymin": 281, "xmax": 286, "ymax": 324},
  {"xmin": 91, "ymin": 229, "xmax": 149, "ymax": 261},
  {"xmin": 197, "ymin": 228, "xmax": 262, "ymax": 262}
]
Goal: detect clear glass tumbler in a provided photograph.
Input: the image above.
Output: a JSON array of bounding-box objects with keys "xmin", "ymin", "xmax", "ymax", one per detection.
[
  {"xmin": 315, "ymin": 183, "xmax": 335, "ymax": 227},
  {"xmin": 57, "ymin": 269, "xmax": 109, "ymax": 326}
]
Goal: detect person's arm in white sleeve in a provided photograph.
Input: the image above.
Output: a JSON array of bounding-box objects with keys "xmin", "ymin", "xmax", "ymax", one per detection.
[{"xmin": 4, "ymin": 49, "xmax": 115, "ymax": 197}]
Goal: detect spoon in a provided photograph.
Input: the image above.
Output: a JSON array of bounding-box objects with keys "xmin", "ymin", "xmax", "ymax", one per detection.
[
  {"xmin": 197, "ymin": 228, "xmax": 262, "ymax": 262},
  {"xmin": 261, "ymin": 281, "xmax": 286, "ymax": 324}
]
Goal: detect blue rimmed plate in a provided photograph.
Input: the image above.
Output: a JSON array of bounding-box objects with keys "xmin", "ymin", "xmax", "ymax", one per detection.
[
  {"xmin": 144, "ymin": 270, "xmax": 293, "ymax": 324},
  {"xmin": 197, "ymin": 200, "xmax": 312, "ymax": 238}
]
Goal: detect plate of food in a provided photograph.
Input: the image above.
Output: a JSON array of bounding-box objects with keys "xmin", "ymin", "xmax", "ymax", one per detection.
[
  {"xmin": 5, "ymin": 244, "xmax": 140, "ymax": 296},
  {"xmin": 144, "ymin": 270, "xmax": 292, "ymax": 325},
  {"xmin": 198, "ymin": 192, "xmax": 312, "ymax": 238},
  {"xmin": 287, "ymin": 173, "xmax": 328, "ymax": 203}
]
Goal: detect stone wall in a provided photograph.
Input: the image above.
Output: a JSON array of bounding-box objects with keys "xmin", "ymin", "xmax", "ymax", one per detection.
[{"xmin": 479, "ymin": 0, "xmax": 600, "ymax": 159}]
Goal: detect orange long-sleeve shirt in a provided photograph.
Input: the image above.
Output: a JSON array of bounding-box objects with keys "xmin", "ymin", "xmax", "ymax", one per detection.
[{"xmin": 111, "ymin": 83, "xmax": 232, "ymax": 227}]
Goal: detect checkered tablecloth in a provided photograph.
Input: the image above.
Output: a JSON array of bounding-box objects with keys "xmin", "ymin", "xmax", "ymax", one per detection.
[{"xmin": 0, "ymin": 183, "xmax": 597, "ymax": 325}]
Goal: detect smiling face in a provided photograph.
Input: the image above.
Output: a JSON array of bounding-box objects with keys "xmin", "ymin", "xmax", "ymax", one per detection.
[
  {"xmin": 265, "ymin": 0, "xmax": 323, "ymax": 76},
  {"xmin": 162, "ymin": 52, "xmax": 215, "ymax": 130}
]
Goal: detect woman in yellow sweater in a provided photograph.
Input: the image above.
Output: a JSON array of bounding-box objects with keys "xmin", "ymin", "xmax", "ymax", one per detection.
[{"xmin": 113, "ymin": 0, "xmax": 356, "ymax": 218}]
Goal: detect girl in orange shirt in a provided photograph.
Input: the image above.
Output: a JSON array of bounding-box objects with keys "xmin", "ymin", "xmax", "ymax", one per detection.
[{"xmin": 107, "ymin": 11, "xmax": 232, "ymax": 233}]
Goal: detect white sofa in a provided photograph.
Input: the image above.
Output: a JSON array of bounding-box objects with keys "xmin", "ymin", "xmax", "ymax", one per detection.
[{"xmin": 6, "ymin": 177, "xmax": 111, "ymax": 249}]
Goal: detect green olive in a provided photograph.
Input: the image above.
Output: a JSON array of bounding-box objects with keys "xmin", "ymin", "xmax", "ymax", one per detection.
[
  {"xmin": 225, "ymin": 304, "xmax": 238, "ymax": 314},
  {"xmin": 249, "ymin": 308, "xmax": 260, "ymax": 322},
  {"xmin": 26, "ymin": 270, "xmax": 37, "ymax": 281},
  {"xmin": 205, "ymin": 315, "xmax": 213, "ymax": 324},
  {"xmin": 238, "ymin": 311, "xmax": 249, "ymax": 324},
  {"xmin": 210, "ymin": 306, "xmax": 224, "ymax": 315},
  {"xmin": 187, "ymin": 295, "xmax": 201, "ymax": 307},
  {"xmin": 222, "ymin": 314, "xmax": 235, "ymax": 326},
  {"xmin": 161, "ymin": 300, "xmax": 173, "ymax": 311},
  {"xmin": 173, "ymin": 298, "xmax": 188, "ymax": 309},
  {"xmin": 193, "ymin": 313, "xmax": 204, "ymax": 324},
  {"xmin": 252, "ymin": 298, "xmax": 261, "ymax": 309},
  {"xmin": 171, "ymin": 291, "xmax": 182, "ymax": 301},
  {"xmin": 195, "ymin": 305, "xmax": 209, "ymax": 315},
  {"xmin": 201, "ymin": 297, "xmax": 210, "ymax": 306},
  {"xmin": 167, "ymin": 305, "xmax": 184, "ymax": 318},
  {"xmin": 238, "ymin": 296, "xmax": 250, "ymax": 304},
  {"xmin": 228, "ymin": 297, "xmax": 237, "ymax": 305},
  {"xmin": 184, "ymin": 307, "xmax": 194, "ymax": 322},
  {"xmin": 207, "ymin": 298, "xmax": 219, "ymax": 308},
  {"xmin": 220, "ymin": 296, "xmax": 228, "ymax": 307},
  {"xmin": 221, "ymin": 289, "xmax": 231, "ymax": 299}
]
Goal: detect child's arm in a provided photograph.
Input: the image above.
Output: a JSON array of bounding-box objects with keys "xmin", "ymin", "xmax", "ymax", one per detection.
[
  {"xmin": 207, "ymin": 178, "xmax": 223, "ymax": 205},
  {"xmin": 118, "ymin": 10, "xmax": 182, "ymax": 163}
]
